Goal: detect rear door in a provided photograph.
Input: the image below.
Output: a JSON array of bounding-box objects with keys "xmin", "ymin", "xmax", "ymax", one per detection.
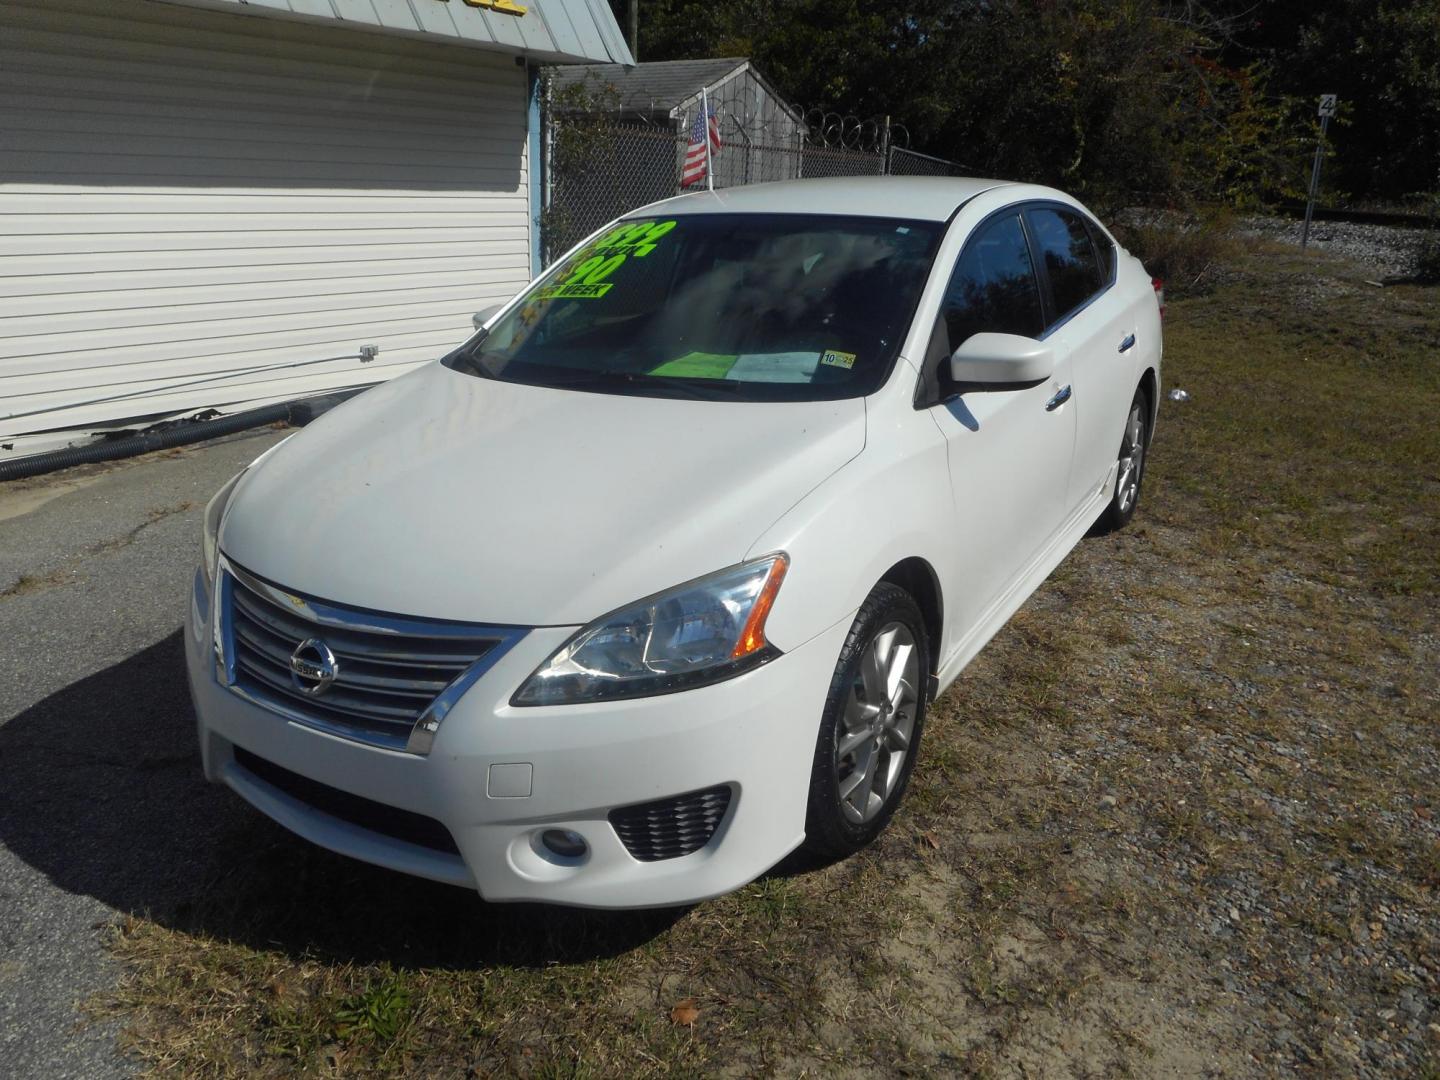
[{"xmin": 1023, "ymin": 205, "xmax": 1137, "ymax": 510}]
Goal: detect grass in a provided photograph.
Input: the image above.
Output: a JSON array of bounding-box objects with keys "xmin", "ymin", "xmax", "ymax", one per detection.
[{"xmin": 96, "ymin": 236, "xmax": 1439, "ymax": 1076}]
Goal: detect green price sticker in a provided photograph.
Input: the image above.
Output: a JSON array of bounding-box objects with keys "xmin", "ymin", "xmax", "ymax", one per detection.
[
  {"xmin": 535, "ymin": 282, "xmax": 614, "ymax": 300},
  {"xmin": 650, "ymin": 352, "xmax": 738, "ymax": 378},
  {"xmin": 536, "ymin": 220, "xmax": 679, "ymax": 303},
  {"xmin": 595, "ymin": 219, "xmax": 677, "ymax": 258}
]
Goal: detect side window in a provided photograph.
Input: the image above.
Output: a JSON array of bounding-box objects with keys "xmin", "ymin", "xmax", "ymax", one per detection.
[
  {"xmin": 1028, "ymin": 207, "xmax": 1103, "ymax": 325},
  {"xmin": 1088, "ymin": 219, "xmax": 1116, "ymax": 283},
  {"xmin": 939, "ymin": 211, "xmax": 1045, "ymax": 352}
]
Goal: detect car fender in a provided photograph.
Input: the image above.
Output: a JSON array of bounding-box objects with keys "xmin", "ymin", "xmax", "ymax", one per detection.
[{"xmin": 745, "ymin": 369, "xmax": 955, "ymax": 658}]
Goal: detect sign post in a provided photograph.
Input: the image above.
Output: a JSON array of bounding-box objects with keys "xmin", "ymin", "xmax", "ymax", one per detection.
[{"xmin": 1302, "ymin": 95, "xmax": 1337, "ymax": 250}]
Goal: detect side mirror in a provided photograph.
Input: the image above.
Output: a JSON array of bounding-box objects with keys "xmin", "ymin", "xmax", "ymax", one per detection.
[
  {"xmin": 949, "ymin": 333, "xmax": 1054, "ymax": 385},
  {"xmin": 473, "ymin": 303, "xmax": 504, "ymax": 331}
]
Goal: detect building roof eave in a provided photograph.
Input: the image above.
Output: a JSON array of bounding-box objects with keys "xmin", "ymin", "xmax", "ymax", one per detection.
[{"xmin": 156, "ymin": 0, "xmax": 635, "ymax": 64}]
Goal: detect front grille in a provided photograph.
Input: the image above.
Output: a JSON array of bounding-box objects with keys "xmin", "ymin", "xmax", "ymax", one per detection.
[
  {"xmin": 609, "ymin": 785, "xmax": 733, "ymax": 862},
  {"xmin": 233, "ymin": 746, "xmax": 460, "ymax": 856},
  {"xmin": 220, "ymin": 563, "xmax": 515, "ymax": 751}
]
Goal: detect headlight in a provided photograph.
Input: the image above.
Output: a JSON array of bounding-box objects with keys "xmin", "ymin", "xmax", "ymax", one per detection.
[
  {"xmin": 200, "ymin": 470, "xmax": 244, "ymax": 590},
  {"xmin": 513, "ymin": 554, "xmax": 788, "ymax": 706}
]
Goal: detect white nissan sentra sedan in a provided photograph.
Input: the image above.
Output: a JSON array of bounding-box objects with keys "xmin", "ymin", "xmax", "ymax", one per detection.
[{"xmin": 186, "ymin": 177, "xmax": 1161, "ymax": 909}]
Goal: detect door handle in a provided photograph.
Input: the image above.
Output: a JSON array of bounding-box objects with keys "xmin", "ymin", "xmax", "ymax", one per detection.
[
  {"xmin": 1118, "ymin": 333, "xmax": 1136, "ymax": 353},
  {"xmin": 1045, "ymin": 384, "xmax": 1072, "ymax": 411}
]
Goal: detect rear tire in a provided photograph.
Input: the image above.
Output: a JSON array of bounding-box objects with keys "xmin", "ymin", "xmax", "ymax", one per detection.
[
  {"xmin": 1095, "ymin": 387, "xmax": 1150, "ymax": 534},
  {"xmin": 803, "ymin": 582, "xmax": 929, "ymax": 859}
]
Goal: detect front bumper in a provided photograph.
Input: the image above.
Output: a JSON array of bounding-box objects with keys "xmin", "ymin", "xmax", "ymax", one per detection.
[{"xmin": 185, "ymin": 569, "xmax": 846, "ymax": 908}]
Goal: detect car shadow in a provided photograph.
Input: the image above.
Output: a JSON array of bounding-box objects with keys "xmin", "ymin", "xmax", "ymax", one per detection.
[{"xmin": 0, "ymin": 631, "xmax": 686, "ymax": 971}]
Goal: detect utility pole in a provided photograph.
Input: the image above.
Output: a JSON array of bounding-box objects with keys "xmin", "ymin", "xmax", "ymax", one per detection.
[
  {"xmin": 1302, "ymin": 94, "xmax": 1337, "ymax": 250},
  {"xmin": 628, "ymin": 0, "xmax": 638, "ymax": 61}
]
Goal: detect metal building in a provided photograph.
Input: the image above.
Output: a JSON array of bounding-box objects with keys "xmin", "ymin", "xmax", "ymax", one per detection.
[
  {"xmin": 549, "ymin": 57, "xmax": 807, "ymax": 186},
  {"xmin": 0, "ymin": 0, "xmax": 632, "ymax": 459}
]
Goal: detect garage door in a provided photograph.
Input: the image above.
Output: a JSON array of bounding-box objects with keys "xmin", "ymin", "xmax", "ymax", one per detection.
[{"xmin": 0, "ymin": 0, "xmax": 532, "ymax": 456}]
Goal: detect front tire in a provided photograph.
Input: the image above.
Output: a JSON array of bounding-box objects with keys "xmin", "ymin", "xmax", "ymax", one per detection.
[
  {"xmin": 1096, "ymin": 387, "xmax": 1150, "ymax": 533},
  {"xmin": 803, "ymin": 582, "xmax": 929, "ymax": 859}
]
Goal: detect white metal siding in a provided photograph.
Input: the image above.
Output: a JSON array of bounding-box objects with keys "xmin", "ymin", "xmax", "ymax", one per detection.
[{"xmin": 0, "ymin": 0, "xmax": 532, "ymax": 454}]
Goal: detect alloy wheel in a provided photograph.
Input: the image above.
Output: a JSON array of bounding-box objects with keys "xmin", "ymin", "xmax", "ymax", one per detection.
[
  {"xmin": 1115, "ymin": 402, "xmax": 1146, "ymax": 514},
  {"xmin": 834, "ymin": 622, "xmax": 920, "ymax": 824}
]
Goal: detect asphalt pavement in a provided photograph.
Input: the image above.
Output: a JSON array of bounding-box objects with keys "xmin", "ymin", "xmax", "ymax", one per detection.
[{"xmin": 0, "ymin": 429, "xmax": 287, "ymax": 1078}]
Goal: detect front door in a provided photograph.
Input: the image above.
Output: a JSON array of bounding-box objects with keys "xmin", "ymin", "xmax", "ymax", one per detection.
[{"xmin": 924, "ymin": 209, "xmax": 1078, "ymax": 634}]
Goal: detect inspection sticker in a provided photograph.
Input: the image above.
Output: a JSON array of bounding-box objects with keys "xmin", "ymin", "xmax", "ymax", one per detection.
[
  {"xmin": 819, "ymin": 349, "xmax": 857, "ymax": 370},
  {"xmin": 534, "ymin": 282, "xmax": 613, "ymax": 300}
]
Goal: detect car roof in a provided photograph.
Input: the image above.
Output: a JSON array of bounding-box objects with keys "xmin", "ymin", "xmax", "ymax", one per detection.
[{"xmin": 628, "ymin": 176, "xmax": 1024, "ymax": 223}]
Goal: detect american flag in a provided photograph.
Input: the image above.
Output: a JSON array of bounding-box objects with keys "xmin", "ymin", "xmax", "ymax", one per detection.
[{"xmin": 681, "ymin": 104, "xmax": 721, "ymax": 188}]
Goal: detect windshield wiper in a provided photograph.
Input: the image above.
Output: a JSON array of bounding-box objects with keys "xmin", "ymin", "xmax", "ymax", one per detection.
[
  {"xmin": 520, "ymin": 370, "xmax": 744, "ymax": 400},
  {"xmin": 636, "ymin": 375, "xmax": 745, "ymax": 400},
  {"xmin": 528, "ymin": 369, "xmax": 623, "ymax": 390}
]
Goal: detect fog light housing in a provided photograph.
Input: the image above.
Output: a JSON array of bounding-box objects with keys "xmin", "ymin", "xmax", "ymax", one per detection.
[{"xmin": 540, "ymin": 829, "xmax": 588, "ymax": 859}]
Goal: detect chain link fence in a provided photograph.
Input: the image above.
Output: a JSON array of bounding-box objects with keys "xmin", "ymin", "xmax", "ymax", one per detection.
[
  {"xmin": 541, "ymin": 119, "xmax": 963, "ymax": 266},
  {"xmin": 888, "ymin": 146, "xmax": 967, "ymax": 177}
]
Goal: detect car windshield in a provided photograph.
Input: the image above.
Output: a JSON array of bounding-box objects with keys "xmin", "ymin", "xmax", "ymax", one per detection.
[{"xmin": 445, "ymin": 213, "xmax": 943, "ymax": 402}]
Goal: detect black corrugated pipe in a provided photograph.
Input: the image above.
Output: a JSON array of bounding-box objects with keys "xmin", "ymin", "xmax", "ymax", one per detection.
[{"xmin": 0, "ymin": 390, "xmax": 365, "ymax": 483}]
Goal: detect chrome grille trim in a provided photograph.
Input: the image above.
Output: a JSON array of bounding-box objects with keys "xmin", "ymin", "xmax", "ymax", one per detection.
[{"xmin": 213, "ymin": 555, "xmax": 527, "ymax": 754}]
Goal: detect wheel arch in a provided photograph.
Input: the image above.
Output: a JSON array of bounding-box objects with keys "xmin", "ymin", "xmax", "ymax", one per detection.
[
  {"xmin": 878, "ymin": 556, "xmax": 944, "ymax": 699},
  {"xmin": 1138, "ymin": 366, "xmax": 1158, "ymax": 442}
]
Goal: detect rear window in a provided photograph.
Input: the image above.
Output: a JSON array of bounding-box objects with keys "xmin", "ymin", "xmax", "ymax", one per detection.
[
  {"xmin": 1088, "ymin": 219, "xmax": 1116, "ymax": 283},
  {"xmin": 1028, "ymin": 207, "xmax": 1104, "ymax": 325}
]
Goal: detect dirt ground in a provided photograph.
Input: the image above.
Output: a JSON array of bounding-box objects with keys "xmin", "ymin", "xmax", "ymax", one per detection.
[{"xmin": 94, "ymin": 235, "xmax": 1439, "ymax": 1077}]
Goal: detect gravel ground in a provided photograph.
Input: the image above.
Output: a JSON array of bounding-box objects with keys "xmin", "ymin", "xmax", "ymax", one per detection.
[{"xmin": 1237, "ymin": 214, "xmax": 1432, "ymax": 279}]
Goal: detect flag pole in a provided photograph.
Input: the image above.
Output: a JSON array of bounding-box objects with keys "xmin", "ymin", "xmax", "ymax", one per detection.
[{"xmin": 702, "ymin": 85, "xmax": 714, "ymax": 192}]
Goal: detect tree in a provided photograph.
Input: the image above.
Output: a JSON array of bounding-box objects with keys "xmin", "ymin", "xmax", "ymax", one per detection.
[
  {"xmin": 1273, "ymin": 0, "xmax": 1439, "ymax": 200},
  {"xmin": 612, "ymin": 0, "xmax": 1432, "ymax": 205},
  {"xmin": 1140, "ymin": 0, "xmax": 1439, "ymax": 201}
]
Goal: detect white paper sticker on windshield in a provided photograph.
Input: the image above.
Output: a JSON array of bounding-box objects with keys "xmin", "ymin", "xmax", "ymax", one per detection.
[{"xmin": 728, "ymin": 352, "xmax": 822, "ymax": 382}]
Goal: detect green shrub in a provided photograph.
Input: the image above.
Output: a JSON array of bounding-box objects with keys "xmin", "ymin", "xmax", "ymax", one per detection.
[{"xmin": 1111, "ymin": 209, "xmax": 1241, "ymax": 294}]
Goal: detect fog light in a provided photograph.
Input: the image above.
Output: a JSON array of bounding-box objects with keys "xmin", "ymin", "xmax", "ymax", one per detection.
[{"xmin": 540, "ymin": 829, "xmax": 588, "ymax": 859}]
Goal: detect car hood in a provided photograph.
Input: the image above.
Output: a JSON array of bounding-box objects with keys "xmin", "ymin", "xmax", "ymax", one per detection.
[{"xmin": 220, "ymin": 363, "xmax": 865, "ymax": 625}]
